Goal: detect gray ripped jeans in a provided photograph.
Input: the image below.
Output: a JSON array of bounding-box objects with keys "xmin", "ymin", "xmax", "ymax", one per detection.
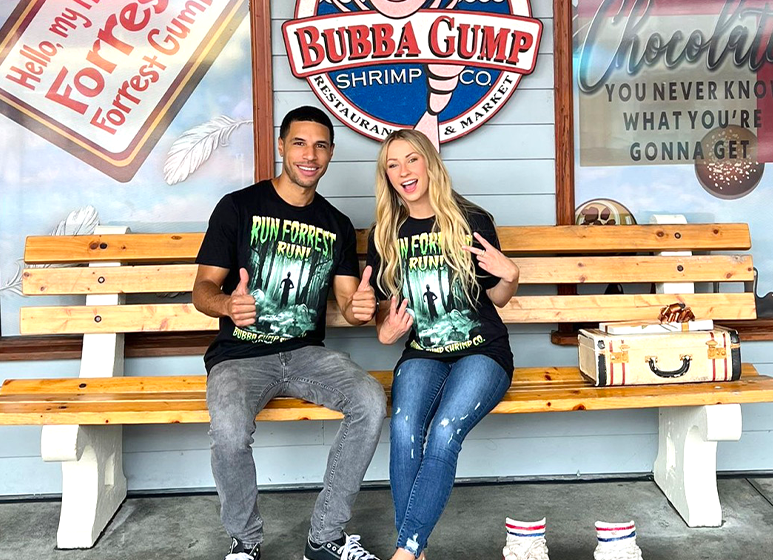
[{"xmin": 207, "ymin": 346, "xmax": 386, "ymax": 546}]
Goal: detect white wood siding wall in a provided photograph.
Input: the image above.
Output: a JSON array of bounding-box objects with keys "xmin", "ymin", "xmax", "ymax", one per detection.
[{"xmin": 2, "ymin": 0, "xmax": 773, "ymax": 497}]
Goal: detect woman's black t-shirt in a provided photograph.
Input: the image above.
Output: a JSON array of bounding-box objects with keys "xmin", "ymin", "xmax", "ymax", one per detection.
[
  {"xmin": 196, "ymin": 181, "xmax": 359, "ymax": 372},
  {"xmin": 366, "ymin": 209, "xmax": 514, "ymax": 376}
]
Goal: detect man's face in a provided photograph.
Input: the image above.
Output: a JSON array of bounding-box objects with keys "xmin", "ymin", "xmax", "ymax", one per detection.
[{"xmin": 278, "ymin": 121, "xmax": 334, "ymax": 190}]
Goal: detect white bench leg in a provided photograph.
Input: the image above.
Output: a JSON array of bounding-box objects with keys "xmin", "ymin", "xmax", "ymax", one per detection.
[
  {"xmin": 653, "ymin": 404, "xmax": 742, "ymax": 527},
  {"xmin": 41, "ymin": 424, "xmax": 127, "ymax": 549},
  {"xmin": 38, "ymin": 224, "xmax": 131, "ymax": 549}
]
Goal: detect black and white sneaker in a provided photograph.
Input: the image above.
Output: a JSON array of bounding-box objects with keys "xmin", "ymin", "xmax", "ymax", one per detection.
[
  {"xmin": 225, "ymin": 537, "xmax": 261, "ymax": 560},
  {"xmin": 303, "ymin": 534, "xmax": 380, "ymax": 560}
]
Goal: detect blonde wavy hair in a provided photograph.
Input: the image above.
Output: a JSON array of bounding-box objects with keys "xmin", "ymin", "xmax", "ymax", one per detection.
[{"xmin": 373, "ymin": 129, "xmax": 483, "ymax": 307}]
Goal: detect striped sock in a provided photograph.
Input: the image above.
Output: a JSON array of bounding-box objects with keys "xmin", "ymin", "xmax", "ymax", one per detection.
[
  {"xmin": 595, "ymin": 520, "xmax": 636, "ymax": 543},
  {"xmin": 504, "ymin": 518, "xmax": 549, "ymax": 560},
  {"xmin": 594, "ymin": 521, "xmax": 643, "ymax": 560},
  {"xmin": 506, "ymin": 518, "xmax": 546, "ymax": 539}
]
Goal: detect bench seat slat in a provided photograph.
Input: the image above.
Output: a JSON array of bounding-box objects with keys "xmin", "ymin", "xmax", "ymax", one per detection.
[
  {"xmin": 0, "ymin": 369, "xmax": 578, "ymax": 396},
  {"xmin": 0, "ymin": 365, "xmax": 754, "ymax": 395},
  {"xmin": 22, "ymin": 255, "xmax": 754, "ymax": 295},
  {"xmin": 23, "ymin": 224, "xmax": 752, "ymax": 265},
  {"xmin": 20, "ymin": 293, "xmax": 757, "ymax": 335},
  {"xmin": 1, "ymin": 366, "xmax": 770, "ymax": 425}
]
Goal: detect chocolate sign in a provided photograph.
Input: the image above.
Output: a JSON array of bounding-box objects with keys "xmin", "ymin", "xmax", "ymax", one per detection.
[{"xmin": 576, "ymin": 0, "xmax": 773, "ymax": 182}]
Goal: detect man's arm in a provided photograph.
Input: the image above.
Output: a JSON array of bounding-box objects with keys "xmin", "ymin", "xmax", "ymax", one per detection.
[
  {"xmin": 333, "ymin": 266, "xmax": 376, "ymax": 326},
  {"xmin": 192, "ymin": 265, "xmax": 257, "ymax": 326}
]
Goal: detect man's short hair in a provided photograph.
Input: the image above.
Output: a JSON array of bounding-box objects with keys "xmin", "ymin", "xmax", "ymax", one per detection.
[{"xmin": 279, "ymin": 106, "xmax": 335, "ymax": 145}]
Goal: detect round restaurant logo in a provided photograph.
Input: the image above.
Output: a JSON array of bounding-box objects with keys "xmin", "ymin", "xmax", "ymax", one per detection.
[{"xmin": 282, "ymin": 0, "xmax": 543, "ymax": 149}]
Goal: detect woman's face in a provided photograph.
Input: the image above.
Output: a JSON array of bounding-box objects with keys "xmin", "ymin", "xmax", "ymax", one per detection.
[
  {"xmin": 385, "ymin": 139, "xmax": 431, "ymax": 216},
  {"xmin": 369, "ymin": 0, "xmax": 426, "ymax": 18}
]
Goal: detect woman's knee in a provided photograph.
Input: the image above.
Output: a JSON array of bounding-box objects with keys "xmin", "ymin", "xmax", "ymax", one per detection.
[{"xmin": 424, "ymin": 420, "xmax": 463, "ymax": 459}]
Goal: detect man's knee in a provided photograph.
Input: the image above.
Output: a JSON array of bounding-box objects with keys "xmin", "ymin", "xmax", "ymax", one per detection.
[
  {"xmin": 210, "ymin": 425, "xmax": 254, "ymax": 456},
  {"xmin": 209, "ymin": 405, "xmax": 256, "ymax": 454},
  {"xmin": 348, "ymin": 374, "xmax": 387, "ymax": 422}
]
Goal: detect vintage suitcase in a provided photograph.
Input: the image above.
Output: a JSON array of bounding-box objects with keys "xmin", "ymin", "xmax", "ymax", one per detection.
[{"xmin": 578, "ymin": 326, "xmax": 741, "ymax": 386}]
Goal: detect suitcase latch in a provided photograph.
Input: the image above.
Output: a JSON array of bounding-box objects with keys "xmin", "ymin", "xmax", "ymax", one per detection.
[
  {"xmin": 706, "ymin": 340, "xmax": 727, "ymax": 360},
  {"xmin": 609, "ymin": 344, "xmax": 629, "ymax": 363}
]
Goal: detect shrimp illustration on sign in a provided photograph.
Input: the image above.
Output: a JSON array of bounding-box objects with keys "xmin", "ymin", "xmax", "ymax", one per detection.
[{"xmin": 329, "ymin": 0, "xmax": 463, "ymax": 149}]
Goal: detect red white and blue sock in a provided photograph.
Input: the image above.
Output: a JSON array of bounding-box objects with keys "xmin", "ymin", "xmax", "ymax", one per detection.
[
  {"xmin": 595, "ymin": 520, "xmax": 636, "ymax": 543},
  {"xmin": 506, "ymin": 517, "xmax": 546, "ymax": 539}
]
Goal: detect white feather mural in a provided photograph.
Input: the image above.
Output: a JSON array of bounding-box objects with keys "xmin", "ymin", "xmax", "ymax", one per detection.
[
  {"xmin": 164, "ymin": 116, "xmax": 252, "ymax": 185},
  {"xmin": 0, "ymin": 206, "xmax": 100, "ymax": 295}
]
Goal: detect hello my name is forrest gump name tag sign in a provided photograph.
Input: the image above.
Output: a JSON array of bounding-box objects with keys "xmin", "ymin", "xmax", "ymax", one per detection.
[
  {"xmin": 0, "ymin": 0, "xmax": 245, "ymax": 182},
  {"xmin": 282, "ymin": 0, "xmax": 542, "ymax": 148}
]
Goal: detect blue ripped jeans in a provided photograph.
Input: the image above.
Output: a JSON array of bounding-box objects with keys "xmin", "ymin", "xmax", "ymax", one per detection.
[{"xmin": 390, "ymin": 355, "xmax": 511, "ymax": 557}]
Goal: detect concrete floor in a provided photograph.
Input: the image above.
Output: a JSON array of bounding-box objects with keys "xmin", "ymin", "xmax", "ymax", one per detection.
[{"xmin": 2, "ymin": 477, "xmax": 773, "ymax": 560}]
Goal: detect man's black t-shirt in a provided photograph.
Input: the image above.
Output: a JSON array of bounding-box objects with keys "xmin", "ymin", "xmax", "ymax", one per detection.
[
  {"xmin": 366, "ymin": 209, "xmax": 514, "ymax": 376},
  {"xmin": 196, "ymin": 181, "xmax": 359, "ymax": 372}
]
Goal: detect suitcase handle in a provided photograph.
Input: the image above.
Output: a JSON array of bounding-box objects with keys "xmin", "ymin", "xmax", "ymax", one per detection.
[{"xmin": 647, "ymin": 356, "xmax": 691, "ymax": 378}]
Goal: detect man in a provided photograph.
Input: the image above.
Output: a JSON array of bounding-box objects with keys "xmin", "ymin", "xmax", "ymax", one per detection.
[
  {"xmin": 279, "ymin": 271, "xmax": 294, "ymax": 308},
  {"xmin": 193, "ymin": 106, "xmax": 385, "ymax": 560}
]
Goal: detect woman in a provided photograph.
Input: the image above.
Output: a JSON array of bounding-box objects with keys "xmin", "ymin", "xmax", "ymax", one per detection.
[{"xmin": 367, "ymin": 130, "xmax": 520, "ymax": 560}]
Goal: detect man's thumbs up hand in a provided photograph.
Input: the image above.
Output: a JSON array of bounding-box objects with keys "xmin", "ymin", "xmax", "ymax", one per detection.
[
  {"xmin": 233, "ymin": 268, "xmax": 250, "ymax": 296},
  {"xmin": 228, "ymin": 268, "xmax": 257, "ymax": 326},
  {"xmin": 357, "ymin": 265, "xmax": 373, "ymax": 291},
  {"xmin": 351, "ymin": 265, "xmax": 376, "ymax": 322}
]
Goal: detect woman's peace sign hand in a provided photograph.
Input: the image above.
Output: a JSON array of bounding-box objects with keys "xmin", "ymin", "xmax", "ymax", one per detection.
[{"xmin": 463, "ymin": 232, "xmax": 519, "ymax": 283}]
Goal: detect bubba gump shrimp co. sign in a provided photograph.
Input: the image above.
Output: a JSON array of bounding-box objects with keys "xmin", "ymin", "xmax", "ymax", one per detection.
[{"xmin": 282, "ymin": 0, "xmax": 543, "ymax": 149}]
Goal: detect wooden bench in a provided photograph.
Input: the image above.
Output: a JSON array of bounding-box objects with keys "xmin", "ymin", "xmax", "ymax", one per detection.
[{"xmin": 2, "ymin": 220, "xmax": 773, "ymax": 548}]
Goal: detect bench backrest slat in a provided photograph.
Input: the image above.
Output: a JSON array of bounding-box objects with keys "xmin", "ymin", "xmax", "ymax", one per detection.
[
  {"xmin": 23, "ymin": 264, "xmax": 198, "ymax": 295},
  {"xmin": 24, "ymin": 234, "xmax": 205, "ymax": 264},
  {"xmin": 19, "ymin": 292, "xmax": 756, "ymax": 335},
  {"xmin": 493, "ymin": 224, "xmax": 752, "ymax": 254},
  {"xmin": 22, "ymin": 254, "xmax": 754, "ymax": 296},
  {"xmin": 23, "ymin": 224, "xmax": 752, "ymax": 264},
  {"xmin": 20, "ymin": 223, "xmax": 756, "ymax": 337}
]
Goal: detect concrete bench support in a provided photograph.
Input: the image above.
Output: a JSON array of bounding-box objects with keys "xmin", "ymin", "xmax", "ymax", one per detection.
[
  {"xmin": 41, "ymin": 424, "xmax": 126, "ymax": 548},
  {"xmin": 40, "ymin": 226, "xmax": 128, "ymax": 549},
  {"xmin": 654, "ymin": 404, "xmax": 742, "ymax": 527}
]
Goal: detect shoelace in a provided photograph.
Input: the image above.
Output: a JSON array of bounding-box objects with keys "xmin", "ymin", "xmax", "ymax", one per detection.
[
  {"xmin": 225, "ymin": 539, "xmax": 259, "ymax": 560},
  {"xmin": 224, "ymin": 553, "xmax": 255, "ymax": 560},
  {"xmin": 595, "ymin": 544, "xmax": 642, "ymax": 560},
  {"xmin": 340, "ymin": 534, "xmax": 379, "ymax": 560},
  {"xmin": 504, "ymin": 537, "xmax": 549, "ymax": 560}
]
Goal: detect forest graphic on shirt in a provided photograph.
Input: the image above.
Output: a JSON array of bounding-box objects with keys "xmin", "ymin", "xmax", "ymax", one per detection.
[
  {"xmin": 400, "ymin": 231, "xmax": 485, "ymax": 353},
  {"xmin": 233, "ymin": 216, "xmax": 336, "ymax": 344}
]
